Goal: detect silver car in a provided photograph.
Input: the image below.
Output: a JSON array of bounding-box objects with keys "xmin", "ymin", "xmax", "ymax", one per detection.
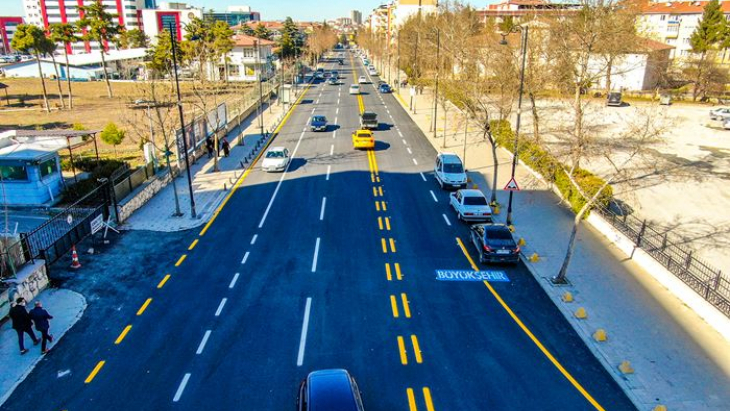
[
  {"xmin": 710, "ymin": 107, "xmax": 730, "ymax": 120},
  {"xmin": 261, "ymin": 147, "xmax": 290, "ymax": 172},
  {"xmin": 450, "ymin": 189, "xmax": 493, "ymax": 222}
]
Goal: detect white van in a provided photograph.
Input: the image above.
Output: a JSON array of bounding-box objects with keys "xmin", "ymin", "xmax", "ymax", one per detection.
[{"xmin": 434, "ymin": 153, "xmax": 467, "ymax": 190}]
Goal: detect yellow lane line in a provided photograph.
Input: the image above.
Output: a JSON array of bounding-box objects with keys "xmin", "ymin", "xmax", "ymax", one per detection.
[
  {"xmin": 377, "ymin": 176, "xmax": 381, "ymax": 183},
  {"xmin": 357, "ymin": 94, "xmax": 365, "ymax": 114},
  {"xmin": 395, "ymin": 263, "xmax": 403, "ymax": 280},
  {"xmin": 407, "ymin": 388, "xmax": 418, "ymax": 411},
  {"xmin": 188, "ymin": 239, "xmax": 198, "ymax": 250},
  {"xmin": 385, "ymin": 217, "xmax": 391, "ymax": 231},
  {"xmin": 382, "ymin": 201, "xmax": 387, "ymax": 211},
  {"xmin": 373, "ymin": 187, "xmax": 379, "ymax": 197},
  {"xmin": 136, "ymin": 298, "xmax": 152, "ymax": 316},
  {"xmin": 367, "ymin": 149, "xmax": 373, "ymax": 172},
  {"xmin": 198, "ymin": 81, "xmax": 313, "ymax": 237},
  {"xmin": 390, "ymin": 295, "xmax": 399, "ymax": 318},
  {"xmin": 84, "ymin": 360, "xmax": 106, "ymax": 384},
  {"xmin": 157, "ymin": 274, "xmax": 171, "ymax": 289},
  {"xmin": 175, "ymin": 254, "xmax": 187, "ymax": 267},
  {"xmin": 378, "ymin": 186, "xmax": 383, "ymax": 196},
  {"xmin": 385, "ymin": 263, "xmax": 393, "ymax": 281},
  {"xmin": 381, "ymin": 238, "xmax": 388, "ymax": 254},
  {"xmin": 397, "ymin": 336, "xmax": 408, "ymax": 365},
  {"xmin": 423, "ymin": 387, "xmax": 436, "ymax": 411},
  {"xmin": 114, "ymin": 325, "xmax": 132, "ymax": 345},
  {"xmin": 372, "ymin": 150, "xmax": 379, "ymax": 175},
  {"xmin": 389, "ymin": 238, "xmax": 397, "ymax": 253},
  {"xmin": 375, "ymin": 201, "xmax": 381, "ymax": 212},
  {"xmin": 401, "ymin": 293, "xmax": 411, "ymax": 318},
  {"xmin": 378, "ymin": 217, "xmax": 383, "ymax": 230},
  {"xmin": 371, "ymin": 174, "xmax": 376, "ymax": 183},
  {"xmin": 455, "ymin": 237, "xmax": 606, "ymax": 411},
  {"xmin": 411, "ymin": 334, "xmax": 423, "ymax": 363}
]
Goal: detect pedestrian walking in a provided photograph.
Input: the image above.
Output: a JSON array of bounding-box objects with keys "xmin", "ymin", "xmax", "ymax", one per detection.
[
  {"xmin": 205, "ymin": 136, "xmax": 214, "ymax": 158},
  {"xmin": 222, "ymin": 137, "xmax": 230, "ymax": 157},
  {"xmin": 9, "ymin": 298, "xmax": 39, "ymax": 355},
  {"xmin": 29, "ymin": 301, "xmax": 54, "ymax": 354}
]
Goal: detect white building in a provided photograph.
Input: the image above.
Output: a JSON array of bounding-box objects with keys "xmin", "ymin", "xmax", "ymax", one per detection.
[
  {"xmin": 390, "ymin": 0, "xmax": 438, "ymax": 28},
  {"xmin": 140, "ymin": 2, "xmax": 204, "ymax": 44},
  {"xmin": 1, "ymin": 48, "xmax": 147, "ymax": 80},
  {"xmin": 589, "ymin": 39, "xmax": 674, "ymax": 91},
  {"xmin": 211, "ymin": 34, "xmax": 274, "ymax": 82}
]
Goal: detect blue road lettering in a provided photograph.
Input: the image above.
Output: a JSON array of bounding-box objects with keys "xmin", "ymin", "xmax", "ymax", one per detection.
[{"xmin": 435, "ymin": 269, "xmax": 510, "ymax": 282}]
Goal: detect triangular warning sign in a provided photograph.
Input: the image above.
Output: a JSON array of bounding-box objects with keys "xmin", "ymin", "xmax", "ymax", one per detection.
[{"xmin": 504, "ymin": 178, "xmax": 520, "ymax": 191}]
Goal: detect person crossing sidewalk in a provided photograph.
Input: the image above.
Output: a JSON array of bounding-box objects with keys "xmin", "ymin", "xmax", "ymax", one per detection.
[
  {"xmin": 9, "ymin": 298, "xmax": 39, "ymax": 355},
  {"xmin": 29, "ymin": 301, "xmax": 54, "ymax": 354}
]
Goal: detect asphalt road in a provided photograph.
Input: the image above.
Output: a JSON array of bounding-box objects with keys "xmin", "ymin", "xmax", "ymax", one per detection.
[{"xmin": 2, "ymin": 51, "xmax": 636, "ymax": 411}]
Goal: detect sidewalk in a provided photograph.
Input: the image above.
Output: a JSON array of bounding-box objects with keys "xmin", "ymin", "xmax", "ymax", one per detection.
[
  {"xmin": 394, "ymin": 85, "xmax": 730, "ymax": 410},
  {"xmin": 123, "ymin": 100, "xmax": 287, "ymax": 232},
  {"xmin": 0, "ymin": 288, "xmax": 86, "ymax": 407}
]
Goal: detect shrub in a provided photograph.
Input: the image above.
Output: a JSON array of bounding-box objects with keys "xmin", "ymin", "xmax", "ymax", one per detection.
[{"xmin": 60, "ymin": 158, "xmax": 127, "ymax": 202}]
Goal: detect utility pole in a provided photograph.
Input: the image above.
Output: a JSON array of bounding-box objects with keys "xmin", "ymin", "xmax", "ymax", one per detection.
[
  {"xmin": 256, "ymin": 40, "xmax": 265, "ymax": 139},
  {"xmin": 433, "ymin": 28, "xmax": 440, "ymax": 143},
  {"xmin": 169, "ymin": 23, "xmax": 196, "ymax": 219}
]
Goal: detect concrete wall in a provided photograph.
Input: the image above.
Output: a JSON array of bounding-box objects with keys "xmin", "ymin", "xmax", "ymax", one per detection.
[
  {"xmin": 117, "ymin": 170, "xmax": 173, "ymax": 223},
  {"xmin": 1, "ymin": 260, "xmax": 49, "ymax": 320}
]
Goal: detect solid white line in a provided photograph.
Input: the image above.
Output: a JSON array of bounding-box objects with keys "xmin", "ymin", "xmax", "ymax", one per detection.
[
  {"xmin": 412, "ymin": 158, "xmax": 418, "ymax": 165},
  {"xmin": 311, "ymin": 238, "xmax": 321, "ymax": 273},
  {"xmin": 250, "ymin": 234, "xmax": 258, "ymax": 245},
  {"xmin": 407, "ymin": 147, "xmax": 412, "ymax": 154},
  {"xmin": 320, "ymin": 197, "xmax": 327, "ymax": 221},
  {"xmin": 326, "ymin": 165, "xmax": 331, "ymax": 180},
  {"xmin": 241, "ymin": 251, "xmax": 250, "ymax": 264},
  {"xmin": 419, "ymin": 172, "xmax": 427, "ymax": 182},
  {"xmin": 297, "ymin": 297, "xmax": 313, "ymax": 367},
  {"xmin": 402, "ymin": 139, "xmax": 407, "ymax": 145},
  {"xmin": 330, "ymin": 144, "xmax": 334, "ymax": 155},
  {"xmin": 215, "ymin": 298, "xmax": 227, "ymax": 317},
  {"xmin": 430, "ymin": 190, "xmax": 439, "ymax": 202},
  {"xmin": 258, "ymin": 128, "xmax": 307, "ymax": 228},
  {"xmin": 229, "ymin": 273, "xmax": 240, "ymax": 289},
  {"xmin": 196, "ymin": 330, "xmax": 212, "ymax": 355},
  {"xmin": 442, "ymin": 214, "xmax": 452, "ymax": 226},
  {"xmin": 173, "ymin": 373, "xmax": 191, "ymax": 402}
]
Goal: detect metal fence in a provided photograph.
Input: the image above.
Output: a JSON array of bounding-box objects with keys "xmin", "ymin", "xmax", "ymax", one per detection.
[
  {"xmin": 595, "ymin": 205, "xmax": 730, "ymax": 317},
  {"xmin": 0, "ymin": 237, "xmax": 27, "ymax": 280},
  {"xmin": 113, "ymin": 162, "xmax": 156, "ymax": 202}
]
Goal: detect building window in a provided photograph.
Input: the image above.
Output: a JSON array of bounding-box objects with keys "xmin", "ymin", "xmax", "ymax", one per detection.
[
  {"xmin": 243, "ymin": 48, "xmax": 254, "ymax": 58},
  {"xmin": 39, "ymin": 158, "xmax": 58, "ymax": 178},
  {"xmin": 0, "ymin": 165, "xmax": 28, "ymax": 181},
  {"xmin": 660, "ymin": 14, "xmax": 666, "ymax": 21},
  {"xmin": 228, "ymin": 64, "xmax": 240, "ymax": 77}
]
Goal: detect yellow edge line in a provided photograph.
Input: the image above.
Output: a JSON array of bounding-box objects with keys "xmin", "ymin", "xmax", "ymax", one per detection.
[
  {"xmin": 136, "ymin": 298, "xmax": 152, "ymax": 316},
  {"xmin": 397, "ymin": 336, "xmax": 408, "ymax": 365},
  {"xmin": 378, "ymin": 216, "xmax": 383, "ymax": 230},
  {"xmin": 401, "ymin": 293, "xmax": 411, "ymax": 318},
  {"xmin": 407, "ymin": 388, "xmax": 418, "ymax": 411},
  {"xmin": 198, "ymin": 81, "xmax": 313, "ymax": 237},
  {"xmin": 423, "ymin": 387, "xmax": 436, "ymax": 411},
  {"xmin": 85, "ymin": 360, "xmax": 106, "ymax": 384},
  {"xmin": 114, "ymin": 325, "xmax": 132, "ymax": 345},
  {"xmin": 390, "ymin": 295, "xmax": 399, "ymax": 318},
  {"xmin": 455, "ymin": 237, "xmax": 606, "ymax": 411},
  {"xmin": 175, "ymin": 254, "xmax": 187, "ymax": 267},
  {"xmin": 411, "ymin": 334, "xmax": 423, "ymax": 363},
  {"xmin": 188, "ymin": 239, "xmax": 198, "ymax": 250}
]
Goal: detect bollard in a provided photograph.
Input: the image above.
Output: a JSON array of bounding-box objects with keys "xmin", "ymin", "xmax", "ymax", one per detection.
[
  {"xmin": 562, "ymin": 292, "xmax": 574, "ymax": 303},
  {"xmin": 618, "ymin": 361, "xmax": 634, "ymax": 374},
  {"xmin": 517, "ymin": 237, "xmax": 526, "ymax": 246},
  {"xmin": 240, "ymin": 161, "xmax": 245, "ymax": 168},
  {"xmin": 593, "ymin": 329, "xmax": 607, "ymax": 342},
  {"xmin": 492, "ymin": 205, "xmax": 500, "ymax": 214},
  {"xmin": 223, "ymin": 183, "xmax": 227, "ymax": 191},
  {"xmin": 508, "ymin": 225, "xmax": 515, "ymax": 232},
  {"xmin": 472, "ymin": 183, "xmax": 479, "ymax": 189},
  {"xmin": 574, "ymin": 307, "xmax": 587, "ymax": 319},
  {"xmin": 652, "ymin": 406, "xmax": 667, "ymax": 411},
  {"xmin": 528, "ymin": 252, "xmax": 540, "ymax": 262}
]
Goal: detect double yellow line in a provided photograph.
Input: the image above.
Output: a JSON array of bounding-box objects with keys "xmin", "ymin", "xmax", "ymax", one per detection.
[{"xmin": 367, "ymin": 149, "xmax": 380, "ymax": 182}]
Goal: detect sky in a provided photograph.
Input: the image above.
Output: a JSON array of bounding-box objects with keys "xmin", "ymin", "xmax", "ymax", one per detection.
[{"xmin": 2, "ymin": 1, "xmax": 483, "ymax": 21}]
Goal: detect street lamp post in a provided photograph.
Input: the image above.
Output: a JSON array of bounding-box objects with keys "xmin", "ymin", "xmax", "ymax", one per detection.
[
  {"xmin": 169, "ymin": 23, "xmax": 197, "ymax": 219},
  {"xmin": 432, "ymin": 28, "xmax": 440, "ymax": 143},
  {"xmin": 501, "ymin": 25, "xmax": 529, "ymax": 226},
  {"xmin": 255, "ymin": 40, "xmax": 265, "ymax": 138}
]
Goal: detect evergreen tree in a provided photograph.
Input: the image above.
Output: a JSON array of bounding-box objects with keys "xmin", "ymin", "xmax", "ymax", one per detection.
[
  {"xmin": 49, "ymin": 23, "xmax": 79, "ymax": 108},
  {"xmin": 100, "ymin": 122, "xmax": 126, "ymax": 158},
  {"xmin": 690, "ymin": 0, "xmax": 725, "ymax": 54},
  {"xmin": 77, "ymin": 1, "xmax": 122, "ymax": 97},
  {"xmin": 254, "ymin": 23, "xmax": 272, "ymax": 40}
]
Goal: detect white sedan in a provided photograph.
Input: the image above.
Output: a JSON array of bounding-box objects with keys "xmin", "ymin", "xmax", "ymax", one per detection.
[
  {"xmin": 261, "ymin": 147, "xmax": 290, "ymax": 172},
  {"xmin": 710, "ymin": 107, "xmax": 730, "ymax": 120},
  {"xmin": 449, "ymin": 189, "xmax": 493, "ymax": 222},
  {"xmin": 358, "ymin": 76, "xmax": 368, "ymax": 84},
  {"xmin": 349, "ymin": 84, "xmax": 360, "ymax": 95}
]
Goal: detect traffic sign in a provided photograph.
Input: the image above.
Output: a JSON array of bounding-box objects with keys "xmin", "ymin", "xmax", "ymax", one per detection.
[
  {"xmin": 504, "ymin": 178, "xmax": 520, "ymax": 191},
  {"xmin": 90, "ymin": 214, "xmax": 104, "ymax": 235}
]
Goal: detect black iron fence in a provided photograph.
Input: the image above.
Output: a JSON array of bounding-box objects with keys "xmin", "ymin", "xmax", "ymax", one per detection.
[
  {"xmin": 0, "ymin": 237, "xmax": 27, "ymax": 280},
  {"xmin": 595, "ymin": 205, "xmax": 730, "ymax": 317}
]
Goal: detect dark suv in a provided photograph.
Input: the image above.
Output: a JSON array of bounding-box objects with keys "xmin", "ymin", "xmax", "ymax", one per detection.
[
  {"xmin": 297, "ymin": 369, "xmax": 365, "ymax": 411},
  {"xmin": 470, "ymin": 224, "xmax": 520, "ymax": 264}
]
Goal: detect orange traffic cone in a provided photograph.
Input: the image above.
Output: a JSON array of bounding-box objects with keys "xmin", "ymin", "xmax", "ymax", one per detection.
[{"xmin": 70, "ymin": 245, "xmax": 81, "ymax": 269}]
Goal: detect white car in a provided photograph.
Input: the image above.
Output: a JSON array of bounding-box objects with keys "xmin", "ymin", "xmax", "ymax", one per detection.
[
  {"xmin": 368, "ymin": 67, "xmax": 377, "ymax": 76},
  {"xmin": 261, "ymin": 147, "xmax": 290, "ymax": 172},
  {"xmin": 724, "ymin": 118, "xmax": 730, "ymax": 130},
  {"xmin": 449, "ymin": 189, "xmax": 493, "ymax": 222},
  {"xmin": 710, "ymin": 107, "xmax": 730, "ymax": 120},
  {"xmin": 358, "ymin": 76, "xmax": 368, "ymax": 84},
  {"xmin": 349, "ymin": 84, "xmax": 360, "ymax": 95},
  {"xmin": 434, "ymin": 152, "xmax": 467, "ymax": 190}
]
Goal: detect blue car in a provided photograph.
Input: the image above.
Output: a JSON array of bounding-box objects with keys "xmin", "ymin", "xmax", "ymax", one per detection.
[
  {"xmin": 297, "ymin": 369, "xmax": 365, "ymax": 411},
  {"xmin": 310, "ymin": 115, "xmax": 328, "ymax": 132},
  {"xmin": 378, "ymin": 83, "xmax": 391, "ymax": 94}
]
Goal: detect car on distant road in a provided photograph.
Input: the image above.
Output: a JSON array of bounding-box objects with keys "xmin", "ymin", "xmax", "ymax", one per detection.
[
  {"xmin": 368, "ymin": 66, "xmax": 377, "ymax": 76},
  {"xmin": 358, "ymin": 76, "xmax": 368, "ymax": 84},
  {"xmin": 378, "ymin": 83, "xmax": 391, "ymax": 94},
  {"xmin": 723, "ymin": 118, "xmax": 730, "ymax": 130},
  {"xmin": 339, "ymin": 59, "xmax": 344, "ymax": 65},
  {"xmin": 352, "ymin": 129, "xmax": 375, "ymax": 150},
  {"xmin": 297, "ymin": 369, "xmax": 365, "ymax": 411},
  {"xmin": 607, "ymin": 91, "xmax": 623, "ymax": 107},
  {"xmin": 310, "ymin": 115, "xmax": 328, "ymax": 132},
  {"xmin": 450, "ymin": 189, "xmax": 493, "ymax": 222},
  {"xmin": 261, "ymin": 146, "xmax": 290, "ymax": 172},
  {"xmin": 349, "ymin": 84, "xmax": 360, "ymax": 95},
  {"xmin": 470, "ymin": 223, "xmax": 520, "ymax": 264},
  {"xmin": 434, "ymin": 152, "xmax": 467, "ymax": 189},
  {"xmin": 331, "ymin": 70, "xmax": 339, "ymax": 78},
  {"xmin": 359, "ymin": 111, "xmax": 378, "ymax": 130},
  {"xmin": 327, "ymin": 77, "xmax": 339, "ymax": 85},
  {"xmin": 710, "ymin": 107, "xmax": 730, "ymax": 120}
]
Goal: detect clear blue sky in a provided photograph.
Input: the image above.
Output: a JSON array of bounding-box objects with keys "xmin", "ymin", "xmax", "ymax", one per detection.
[{"xmin": 2, "ymin": 1, "xmax": 483, "ymax": 21}]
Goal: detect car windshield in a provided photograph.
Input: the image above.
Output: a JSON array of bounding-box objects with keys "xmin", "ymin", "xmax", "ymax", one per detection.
[
  {"xmin": 485, "ymin": 229, "xmax": 515, "ymax": 246},
  {"xmin": 313, "ymin": 116, "xmax": 326, "ymax": 122},
  {"xmin": 362, "ymin": 113, "xmax": 377, "ymax": 120},
  {"xmin": 443, "ymin": 163, "xmax": 463, "ymax": 173},
  {"xmin": 266, "ymin": 151, "xmax": 285, "ymax": 158},
  {"xmin": 356, "ymin": 132, "xmax": 371, "ymax": 138},
  {"xmin": 464, "ymin": 196, "xmax": 488, "ymax": 206}
]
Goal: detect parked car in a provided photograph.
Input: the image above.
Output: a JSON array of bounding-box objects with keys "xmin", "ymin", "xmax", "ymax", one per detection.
[
  {"xmin": 352, "ymin": 129, "xmax": 375, "ymax": 150},
  {"xmin": 331, "ymin": 70, "xmax": 339, "ymax": 78},
  {"xmin": 607, "ymin": 91, "xmax": 622, "ymax": 107},
  {"xmin": 710, "ymin": 107, "xmax": 730, "ymax": 120},
  {"xmin": 723, "ymin": 118, "xmax": 730, "ymax": 130},
  {"xmin": 368, "ymin": 67, "xmax": 377, "ymax": 76},
  {"xmin": 378, "ymin": 83, "xmax": 392, "ymax": 94},
  {"xmin": 434, "ymin": 153, "xmax": 467, "ymax": 190},
  {"xmin": 349, "ymin": 84, "xmax": 360, "ymax": 95},
  {"xmin": 261, "ymin": 147, "xmax": 290, "ymax": 172},
  {"xmin": 310, "ymin": 115, "xmax": 328, "ymax": 132},
  {"xmin": 359, "ymin": 111, "xmax": 378, "ymax": 130},
  {"xmin": 449, "ymin": 189, "xmax": 493, "ymax": 222},
  {"xmin": 297, "ymin": 369, "xmax": 365, "ymax": 411},
  {"xmin": 470, "ymin": 224, "xmax": 520, "ymax": 264},
  {"xmin": 358, "ymin": 76, "xmax": 368, "ymax": 84},
  {"xmin": 339, "ymin": 59, "xmax": 344, "ymax": 65}
]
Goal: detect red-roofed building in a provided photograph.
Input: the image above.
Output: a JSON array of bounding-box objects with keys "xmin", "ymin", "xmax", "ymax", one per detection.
[
  {"xmin": 478, "ymin": 0, "xmax": 581, "ymax": 24},
  {"xmin": 211, "ymin": 34, "xmax": 274, "ymax": 82}
]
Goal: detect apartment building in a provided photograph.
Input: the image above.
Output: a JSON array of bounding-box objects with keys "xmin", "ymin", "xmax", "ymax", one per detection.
[
  {"xmin": 139, "ymin": 2, "xmax": 203, "ymax": 43},
  {"xmin": 0, "ymin": 17, "xmax": 23, "ymax": 54}
]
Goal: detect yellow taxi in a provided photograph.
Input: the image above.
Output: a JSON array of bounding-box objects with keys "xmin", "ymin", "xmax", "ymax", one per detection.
[{"xmin": 351, "ymin": 129, "xmax": 375, "ymax": 150}]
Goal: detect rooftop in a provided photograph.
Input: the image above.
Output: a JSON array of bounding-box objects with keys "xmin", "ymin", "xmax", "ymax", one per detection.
[
  {"xmin": 640, "ymin": 1, "xmax": 730, "ymax": 14},
  {"xmin": 231, "ymin": 34, "xmax": 275, "ymax": 47}
]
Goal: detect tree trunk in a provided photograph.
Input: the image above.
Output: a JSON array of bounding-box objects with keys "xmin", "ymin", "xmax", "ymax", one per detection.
[
  {"xmin": 573, "ymin": 84, "xmax": 584, "ymax": 169},
  {"xmin": 99, "ymin": 42, "xmax": 113, "ymax": 98},
  {"xmin": 64, "ymin": 47, "xmax": 73, "ymax": 109},
  {"xmin": 692, "ymin": 52, "xmax": 705, "ymax": 102},
  {"xmin": 485, "ymin": 129, "xmax": 499, "ymax": 205},
  {"xmin": 35, "ymin": 53, "xmax": 51, "ymax": 113},
  {"xmin": 604, "ymin": 55, "xmax": 613, "ymax": 96},
  {"xmin": 50, "ymin": 54, "xmax": 66, "ymax": 109},
  {"xmin": 529, "ymin": 92, "xmax": 540, "ymax": 143}
]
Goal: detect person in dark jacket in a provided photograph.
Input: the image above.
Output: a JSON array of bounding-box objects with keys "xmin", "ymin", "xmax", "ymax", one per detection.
[
  {"xmin": 29, "ymin": 300, "xmax": 54, "ymax": 354},
  {"xmin": 205, "ymin": 136, "xmax": 214, "ymax": 158},
  {"xmin": 9, "ymin": 298, "xmax": 39, "ymax": 355},
  {"xmin": 221, "ymin": 137, "xmax": 230, "ymax": 157}
]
